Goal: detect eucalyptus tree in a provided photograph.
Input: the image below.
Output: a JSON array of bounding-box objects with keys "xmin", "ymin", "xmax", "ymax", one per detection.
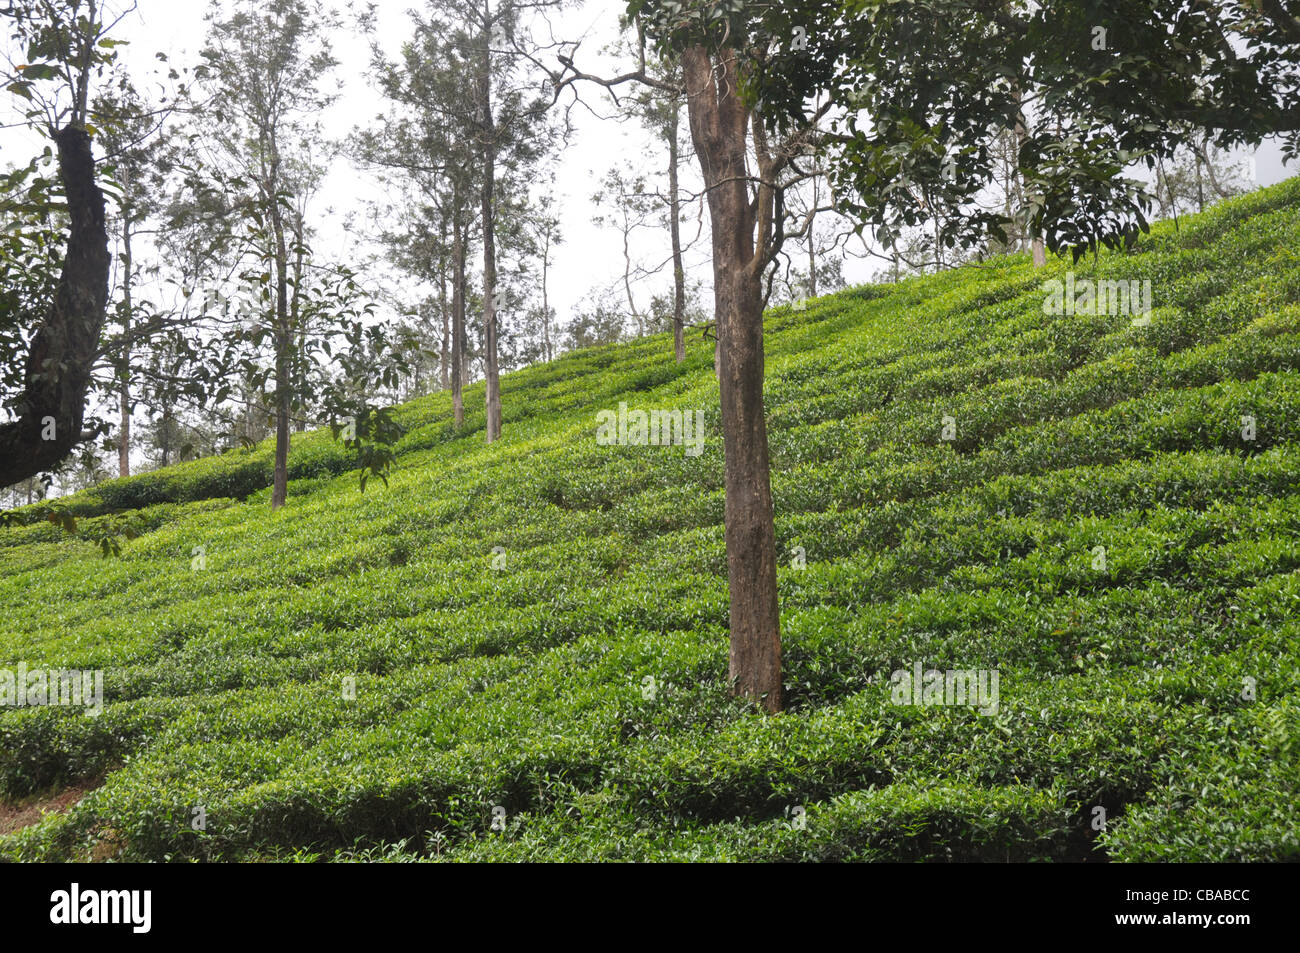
[
  {"xmin": 627, "ymin": 55, "xmax": 695, "ymax": 361},
  {"xmin": 193, "ymin": 0, "xmax": 340, "ymax": 508},
  {"xmin": 93, "ymin": 75, "xmax": 174, "ymax": 477},
  {"xmin": 526, "ymin": 187, "xmax": 561, "ymax": 364},
  {"xmin": 359, "ymin": 19, "xmax": 485, "ymax": 428},
  {"xmin": 418, "ymin": 0, "xmax": 563, "ymax": 444}
]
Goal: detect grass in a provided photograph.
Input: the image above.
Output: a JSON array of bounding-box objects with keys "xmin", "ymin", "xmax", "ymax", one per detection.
[{"xmin": 1, "ymin": 179, "xmax": 1298, "ymax": 861}]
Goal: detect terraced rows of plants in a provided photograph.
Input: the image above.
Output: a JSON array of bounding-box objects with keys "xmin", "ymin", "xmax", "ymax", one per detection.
[{"xmin": 0, "ymin": 179, "xmax": 1297, "ymax": 861}]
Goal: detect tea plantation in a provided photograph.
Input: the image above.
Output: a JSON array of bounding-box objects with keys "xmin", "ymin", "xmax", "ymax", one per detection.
[{"xmin": 1, "ymin": 180, "xmax": 1298, "ymax": 862}]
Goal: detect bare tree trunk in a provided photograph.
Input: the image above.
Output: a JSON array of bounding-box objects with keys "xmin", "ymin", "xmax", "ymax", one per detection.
[
  {"xmin": 668, "ymin": 99, "xmax": 686, "ymax": 362},
  {"xmin": 807, "ymin": 175, "xmax": 818, "ymax": 298},
  {"xmin": 479, "ymin": 14, "xmax": 501, "ymax": 444},
  {"xmin": 269, "ymin": 154, "xmax": 291, "ymax": 510},
  {"xmin": 290, "ymin": 216, "xmax": 307, "ymax": 434},
  {"xmin": 482, "ymin": 188, "xmax": 501, "ymax": 443},
  {"xmin": 683, "ymin": 44, "xmax": 782, "ymax": 712},
  {"xmin": 541, "ymin": 224, "xmax": 552, "ymax": 363},
  {"xmin": 620, "ymin": 211, "xmax": 641, "ymax": 334},
  {"xmin": 1194, "ymin": 142, "xmax": 1206, "ymax": 212},
  {"xmin": 437, "ymin": 210, "xmax": 450, "ymax": 393},
  {"xmin": 452, "ymin": 207, "xmax": 465, "ymax": 428},
  {"xmin": 1199, "ymin": 135, "xmax": 1229, "ymax": 200},
  {"xmin": 1010, "ymin": 66, "xmax": 1046, "ymax": 269},
  {"xmin": 439, "ymin": 260, "xmax": 450, "ymax": 392},
  {"xmin": 118, "ymin": 180, "xmax": 133, "ymax": 478},
  {"xmin": 0, "ymin": 127, "xmax": 110, "ymax": 487}
]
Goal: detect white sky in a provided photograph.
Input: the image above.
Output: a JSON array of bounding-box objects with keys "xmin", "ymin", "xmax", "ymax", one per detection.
[{"xmin": 116, "ymin": 0, "xmax": 731, "ymax": 324}]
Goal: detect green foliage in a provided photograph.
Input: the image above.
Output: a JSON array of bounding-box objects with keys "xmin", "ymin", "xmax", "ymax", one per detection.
[
  {"xmin": 3, "ymin": 179, "xmax": 1300, "ymax": 861},
  {"xmin": 757, "ymin": 1, "xmax": 1300, "ymax": 261}
]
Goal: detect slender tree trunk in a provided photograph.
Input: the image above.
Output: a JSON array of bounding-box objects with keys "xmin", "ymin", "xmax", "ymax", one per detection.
[
  {"xmin": 1195, "ymin": 145, "xmax": 1206, "ymax": 213},
  {"xmin": 683, "ymin": 44, "xmax": 782, "ymax": 713},
  {"xmin": 1199, "ymin": 135, "xmax": 1228, "ymax": 199},
  {"xmin": 451, "ymin": 205, "xmax": 465, "ymax": 428},
  {"xmin": 541, "ymin": 225, "xmax": 552, "ymax": 363},
  {"xmin": 161, "ymin": 407, "xmax": 172, "ymax": 467},
  {"xmin": 621, "ymin": 212, "xmax": 641, "ymax": 333},
  {"xmin": 269, "ymin": 157, "xmax": 291, "ymax": 510},
  {"xmin": 806, "ymin": 174, "xmax": 818, "ymax": 298},
  {"xmin": 482, "ymin": 173, "xmax": 500, "ymax": 443},
  {"xmin": 1010, "ymin": 67, "xmax": 1046, "ymax": 268},
  {"xmin": 439, "ymin": 224, "xmax": 450, "ymax": 392},
  {"xmin": 479, "ymin": 13, "xmax": 501, "ymax": 444},
  {"xmin": 668, "ymin": 100, "xmax": 686, "ymax": 362},
  {"xmin": 118, "ymin": 188, "xmax": 133, "ymax": 478},
  {"xmin": 291, "ymin": 218, "xmax": 306, "ymax": 434}
]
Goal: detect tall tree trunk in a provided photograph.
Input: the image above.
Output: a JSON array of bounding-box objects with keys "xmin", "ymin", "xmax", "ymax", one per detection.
[
  {"xmin": 452, "ymin": 205, "xmax": 465, "ymax": 428},
  {"xmin": 1010, "ymin": 67, "xmax": 1046, "ymax": 269},
  {"xmin": 621, "ymin": 212, "xmax": 641, "ymax": 334},
  {"xmin": 439, "ymin": 222, "xmax": 450, "ymax": 392},
  {"xmin": 541, "ymin": 225, "xmax": 552, "ymax": 363},
  {"xmin": 668, "ymin": 99, "xmax": 686, "ymax": 362},
  {"xmin": 291, "ymin": 218, "xmax": 306, "ymax": 434},
  {"xmin": 118, "ymin": 183, "xmax": 133, "ymax": 478},
  {"xmin": 807, "ymin": 177, "xmax": 818, "ymax": 299},
  {"xmin": 1194, "ymin": 144, "xmax": 1206, "ymax": 213},
  {"xmin": 0, "ymin": 127, "xmax": 110, "ymax": 487},
  {"xmin": 683, "ymin": 44, "xmax": 782, "ymax": 713},
  {"xmin": 269, "ymin": 157, "xmax": 291, "ymax": 510},
  {"xmin": 479, "ymin": 13, "xmax": 501, "ymax": 444}
]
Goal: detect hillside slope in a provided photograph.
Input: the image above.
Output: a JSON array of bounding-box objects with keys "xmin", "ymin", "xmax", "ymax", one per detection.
[{"xmin": 1, "ymin": 181, "xmax": 1299, "ymax": 862}]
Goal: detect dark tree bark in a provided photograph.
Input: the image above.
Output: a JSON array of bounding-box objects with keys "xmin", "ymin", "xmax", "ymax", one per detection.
[
  {"xmin": 682, "ymin": 45, "xmax": 782, "ymax": 712},
  {"xmin": 0, "ymin": 126, "xmax": 110, "ymax": 487}
]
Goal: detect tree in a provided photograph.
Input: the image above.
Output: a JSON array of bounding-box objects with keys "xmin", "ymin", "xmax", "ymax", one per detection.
[
  {"xmin": 421, "ymin": 0, "xmax": 560, "ymax": 444},
  {"xmin": 552, "ymin": 3, "xmax": 837, "ymax": 711},
  {"xmin": 357, "ymin": 19, "xmax": 481, "ymax": 427},
  {"xmin": 527, "ymin": 188, "xmax": 561, "ymax": 364},
  {"xmin": 1152, "ymin": 132, "xmax": 1253, "ymax": 218},
  {"xmin": 626, "ymin": 54, "xmax": 694, "ymax": 361},
  {"xmin": 195, "ymin": 0, "xmax": 339, "ymax": 508},
  {"xmin": 94, "ymin": 75, "xmax": 174, "ymax": 477},
  {"xmin": 592, "ymin": 166, "xmax": 659, "ymax": 336},
  {"xmin": 562, "ymin": 293, "xmax": 627, "ymax": 351},
  {"xmin": 0, "ymin": 0, "xmax": 117, "ymax": 487},
  {"xmin": 802, "ymin": 0, "xmax": 1300, "ymax": 264}
]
